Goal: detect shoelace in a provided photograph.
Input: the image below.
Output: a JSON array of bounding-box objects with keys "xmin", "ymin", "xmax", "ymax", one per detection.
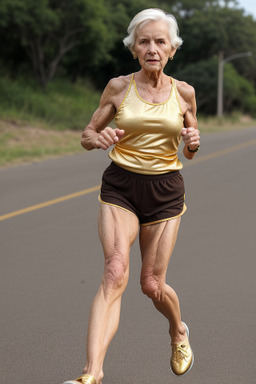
[{"xmin": 172, "ymin": 344, "xmax": 191, "ymax": 362}]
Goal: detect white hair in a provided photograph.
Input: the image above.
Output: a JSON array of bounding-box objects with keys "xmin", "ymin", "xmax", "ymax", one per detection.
[{"xmin": 123, "ymin": 8, "xmax": 183, "ymax": 50}]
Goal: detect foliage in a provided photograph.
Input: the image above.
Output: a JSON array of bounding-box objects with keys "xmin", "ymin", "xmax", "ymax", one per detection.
[
  {"xmin": 224, "ymin": 64, "xmax": 256, "ymax": 115},
  {"xmin": 174, "ymin": 58, "xmax": 256, "ymax": 115},
  {"xmin": 173, "ymin": 58, "xmax": 219, "ymax": 114},
  {"xmin": 0, "ymin": 0, "xmax": 255, "ymax": 115},
  {"xmin": 172, "ymin": 1, "xmax": 256, "ymax": 115},
  {"xmin": 175, "ymin": 3, "xmax": 256, "ymax": 80},
  {"xmin": 0, "ymin": 76, "xmax": 101, "ymax": 129},
  {"xmin": 0, "ymin": 0, "xmax": 111, "ymax": 90}
]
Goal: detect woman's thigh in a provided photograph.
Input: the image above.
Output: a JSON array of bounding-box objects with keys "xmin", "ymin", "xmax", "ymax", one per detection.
[
  {"xmin": 139, "ymin": 217, "xmax": 181, "ymax": 278},
  {"xmin": 98, "ymin": 203, "xmax": 139, "ymax": 261}
]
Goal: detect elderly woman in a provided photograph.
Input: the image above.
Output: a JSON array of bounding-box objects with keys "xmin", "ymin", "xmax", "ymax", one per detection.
[{"xmin": 64, "ymin": 8, "xmax": 200, "ymax": 384}]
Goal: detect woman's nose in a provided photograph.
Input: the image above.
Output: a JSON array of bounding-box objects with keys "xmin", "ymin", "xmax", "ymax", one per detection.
[{"xmin": 148, "ymin": 42, "xmax": 157, "ymax": 54}]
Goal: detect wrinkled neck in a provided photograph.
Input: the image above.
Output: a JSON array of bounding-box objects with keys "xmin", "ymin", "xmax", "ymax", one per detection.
[{"xmin": 137, "ymin": 69, "xmax": 168, "ymax": 89}]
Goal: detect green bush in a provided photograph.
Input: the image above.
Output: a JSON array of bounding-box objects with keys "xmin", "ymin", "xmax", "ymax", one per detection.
[
  {"xmin": 0, "ymin": 76, "xmax": 101, "ymax": 130},
  {"xmin": 174, "ymin": 58, "xmax": 256, "ymax": 116}
]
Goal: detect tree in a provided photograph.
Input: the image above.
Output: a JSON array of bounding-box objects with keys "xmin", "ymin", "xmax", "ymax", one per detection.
[
  {"xmin": 3, "ymin": 0, "xmax": 110, "ymax": 90},
  {"xmin": 85, "ymin": 0, "xmax": 166, "ymax": 87},
  {"xmin": 173, "ymin": 58, "xmax": 218, "ymax": 114},
  {"xmin": 224, "ymin": 63, "xmax": 256, "ymax": 115},
  {"xmin": 174, "ymin": 2, "xmax": 256, "ymax": 79},
  {"xmin": 0, "ymin": 0, "xmax": 255, "ymax": 115},
  {"xmin": 173, "ymin": 57, "xmax": 256, "ymax": 115},
  {"xmin": 169, "ymin": 0, "xmax": 256, "ymax": 114}
]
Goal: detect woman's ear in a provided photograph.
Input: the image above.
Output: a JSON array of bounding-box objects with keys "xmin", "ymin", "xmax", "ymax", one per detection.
[
  {"xmin": 130, "ymin": 48, "xmax": 137, "ymax": 60},
  {"xmin": 170, "ymin": 46, "xmax": 177, "ymax": 59}
]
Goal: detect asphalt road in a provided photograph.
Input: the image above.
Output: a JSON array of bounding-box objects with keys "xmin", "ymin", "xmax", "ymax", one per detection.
[{"xmin": 1, "ymin": 126, "xmax": 256, "ymax": 384}]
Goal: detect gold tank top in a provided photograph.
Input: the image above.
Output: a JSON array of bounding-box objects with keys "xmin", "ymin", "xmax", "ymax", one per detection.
[{"xmin": 109, "ymin": 74, "xmax": 184, "ymax": 174}]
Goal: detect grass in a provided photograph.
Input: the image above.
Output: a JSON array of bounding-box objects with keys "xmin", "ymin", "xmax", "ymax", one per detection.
[
  {"xmin": 0, "ymin": 76, "xmax": 101, "ymax": 131},
  {"xmin": 0, "ymin": 76, "xmax": 101, "ymax": 167},
  {"xmin": 0, "ymin": 120, "xmax": 83, "ymax": 167},
  {"xmin": 0, "ymin": 76, "xmax": 255, "ymax": 168}
]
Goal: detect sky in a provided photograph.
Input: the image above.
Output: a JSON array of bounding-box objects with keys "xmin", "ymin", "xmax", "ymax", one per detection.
[{"xmin": 237, "ymin": 0, "xmax": 256, "ymax": 18}]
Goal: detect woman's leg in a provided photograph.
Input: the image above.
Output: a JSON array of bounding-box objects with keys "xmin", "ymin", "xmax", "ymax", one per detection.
[
  {"xmin": 140, "ymin": 217, "xmax": 194, "ymax": 376},
  {"xmin": 83, "ymin": 204, "xmax": 139, "ymax": 383},
  {"xmin": 139, "ymin": 217, "xmax": 187, "ymax": 342}
]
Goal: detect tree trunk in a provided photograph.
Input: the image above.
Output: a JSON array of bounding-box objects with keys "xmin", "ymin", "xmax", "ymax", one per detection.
[{"xmin": 26, "ymin": 34, "xmax": 80, "ymax": 90}]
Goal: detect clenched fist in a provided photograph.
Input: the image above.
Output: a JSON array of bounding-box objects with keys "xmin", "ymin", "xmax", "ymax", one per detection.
[
  {"xmin": 96, "ymin": 128, "xmax": 125, "ymax": 150},
  {"xmin": 181, "ymin": 127, "xmax": 200, "ymax": 150}
]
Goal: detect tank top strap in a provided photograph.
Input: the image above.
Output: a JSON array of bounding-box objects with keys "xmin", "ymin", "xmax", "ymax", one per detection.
[
  {"xmin": 171, "ymin": 77, "xmax": 183, "ymax": 115},
  {"xmin": 115, "ymin": 74, "xmax": 135, "ymax": 117},
  {"xmin": 131, "ymin": 75, "xmax": 175, "ymax": 106}
]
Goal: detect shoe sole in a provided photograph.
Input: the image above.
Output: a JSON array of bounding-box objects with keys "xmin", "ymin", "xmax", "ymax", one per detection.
[
  {"xmin": 63, "ymin": 381, "xmax": 79, "ymax": 384},
  {"xmin": 183, "ymin": 322, "xmax": 189, "ymax": 338}
]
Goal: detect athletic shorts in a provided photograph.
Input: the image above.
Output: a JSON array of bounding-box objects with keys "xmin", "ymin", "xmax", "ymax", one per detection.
[{"xmin": 99, "ymin": 162, "xmax": 187, "ymax": 226}]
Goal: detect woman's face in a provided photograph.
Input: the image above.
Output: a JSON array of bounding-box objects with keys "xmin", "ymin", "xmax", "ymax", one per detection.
[{"xmin": 133, "ymin": 20, "xmax": 176, "ymax": 73}]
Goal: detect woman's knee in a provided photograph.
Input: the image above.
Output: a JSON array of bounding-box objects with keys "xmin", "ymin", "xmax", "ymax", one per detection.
[
  {"xmin": 103, "ymin": 251, "xmax": 129, "ymax": 292},
  {"xmin": 141, "ymin": 275, "xmax": 165, "ymax": 302}
]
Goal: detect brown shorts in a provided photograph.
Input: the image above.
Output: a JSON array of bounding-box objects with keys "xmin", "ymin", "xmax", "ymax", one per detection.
[{"xmin": 99, "ymin": 162, "xmax": 186, "ymax": 226}]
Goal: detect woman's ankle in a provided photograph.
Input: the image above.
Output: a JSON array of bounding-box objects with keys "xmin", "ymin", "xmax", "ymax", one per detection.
[{"xmin": 169, "ymin": 321, "xmax": 187, "ymax": 343}]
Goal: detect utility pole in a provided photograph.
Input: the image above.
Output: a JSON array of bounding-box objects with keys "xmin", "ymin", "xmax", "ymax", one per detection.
[
  {"xmin": 217, "ymin": 51, "xmax": 224, "ymax": 118},
  {"xmin": 217, "ymin": 51, "xmax": 252, "ymax": 118}
]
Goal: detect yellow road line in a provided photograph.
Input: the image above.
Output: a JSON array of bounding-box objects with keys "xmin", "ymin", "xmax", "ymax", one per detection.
[
  {"xmin": 1, "ymin": 138, "xmax": 256, "ymax": 222},
  {"xmin": 0, "ymin": 185, "xmax": 100, "ymax": 222}
]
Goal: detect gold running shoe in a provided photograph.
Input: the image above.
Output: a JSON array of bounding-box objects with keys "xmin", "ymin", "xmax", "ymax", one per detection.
[
  {"xmin": 170, "ymin": 322, "xmax": 194, "ymax": 376},
  {"xmin": 63, "ymin": 374, "xmax": 96, "ymax": 384}
]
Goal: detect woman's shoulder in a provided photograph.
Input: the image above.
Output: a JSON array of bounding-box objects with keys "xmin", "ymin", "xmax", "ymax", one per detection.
[
  {"xmin": 106, "ymin": 74, "xmax": 134, "ymax": 95},
  {"xmin": 174, "ymin": 78, "xmax": 195, "ymax": 102}
]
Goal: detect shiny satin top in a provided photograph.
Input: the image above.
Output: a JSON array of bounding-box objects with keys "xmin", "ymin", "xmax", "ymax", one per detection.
[{"xmin": 108, "ymin": 74, "xmax": 184, "ymax": 174}]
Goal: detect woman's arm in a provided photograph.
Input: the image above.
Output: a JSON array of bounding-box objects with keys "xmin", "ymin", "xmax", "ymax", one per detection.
[
  {"xmin": 81, "ymin": 78, "xmax": 125, "ymax": 151},
  {"xmin": 176, "ymin": 81, "xmax": 200, "ymax": 160}
]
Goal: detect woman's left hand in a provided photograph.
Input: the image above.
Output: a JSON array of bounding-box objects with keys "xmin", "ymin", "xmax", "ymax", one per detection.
[{"xmin": 181, "ymin": 127, "xmax": 200, "ymax": 150}]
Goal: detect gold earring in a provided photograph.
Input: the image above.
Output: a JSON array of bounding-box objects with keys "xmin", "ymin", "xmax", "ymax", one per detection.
[
  {"xmin": 170, "ymin": 56, "xmax": 173, "ymax": 60},
  {"xmin": 133, "ymin": 54, "xmax": 137, "ymax": 59}
]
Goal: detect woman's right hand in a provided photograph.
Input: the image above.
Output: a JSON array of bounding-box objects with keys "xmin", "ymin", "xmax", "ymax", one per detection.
[{"xmin": 96, "ymin": 127, "xmax": 125, "ymax": 150}]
